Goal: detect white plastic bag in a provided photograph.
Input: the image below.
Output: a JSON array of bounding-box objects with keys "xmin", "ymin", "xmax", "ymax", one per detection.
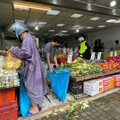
[{"xmin": 0, "ymin": 55, "xmax": 5, "ymax": 68}]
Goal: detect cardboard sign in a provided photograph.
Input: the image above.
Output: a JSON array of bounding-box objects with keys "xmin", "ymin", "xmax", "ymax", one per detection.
[
  {"xmin": 97, "ymin": 52, "xmax": 102, "ymax": 60},
  {"xmin": 110, "ymin": 51, "xmax": 113, "ymax": 57},
  {"xmin": 114, "ymin": 50, "xmax": 117, "ymax": 56},
  {"xmin": 90, "ymin": 52, "xmax": 95, "ymax": 60},
  {"xmin": 67, "ymin": 53, "xmax": 73, "ymax": 63}
]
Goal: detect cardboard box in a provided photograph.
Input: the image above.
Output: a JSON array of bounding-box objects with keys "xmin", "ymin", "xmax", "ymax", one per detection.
[
  {"xmin": 113, "ymin": 75, "xmax": 120, "ymax": 82},
  {"xmin": 84, "ymin": 79, "xmax": 103, "ymax": 90},
  {"xmin": 115, "ymin": 81, "xmax": 120, "ymax": 87},
  {"xmin": 84, "ymin": 87, "xmax": 103, "ymax": 96},
  {"xmin": 100, "ymin": 77, "xmax": 114, "ymax": 86},
  {"xmin": 103, "ymin": 83, "xmax": 114, "ymax": 91}
]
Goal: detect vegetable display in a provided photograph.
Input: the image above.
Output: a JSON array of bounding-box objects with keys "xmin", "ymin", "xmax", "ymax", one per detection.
[
  {"xmin": 105, "ymin": 56, "xmax": 120, "ymax": 63},
  {"xmin": 64, "ymin": 57, "xmax": 104, "ymax": 77},
  {"xmin": 98, "ymin": 56, "xmax": 120, "ymax": 72},
  {"xmin": 0, "ymin": 69, "xmax": 20, "ymax": 89},
  {"xmin": 98, "ymin": 60, "xmax": 120, "ymax": 72},
  {"xmin": 57, "ymin": 53, "xmax": 67, "ymax": 57}
]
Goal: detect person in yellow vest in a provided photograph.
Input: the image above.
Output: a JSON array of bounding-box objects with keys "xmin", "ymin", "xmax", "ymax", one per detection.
[{"xmin": 78, "ymin": 35, "xmax": 91, "ymax": 60}]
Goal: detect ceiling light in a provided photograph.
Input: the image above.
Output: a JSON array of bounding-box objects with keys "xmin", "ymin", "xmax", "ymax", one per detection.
[
  {"xmin": 114, "ymin": 21, "xmax": 120, "ymax": 23},
  {"xmin": 72, "ymin": 25, "xmax": 84, "ymax": 30},
  {"xmin": 38, "ymin": 22, "xmax": 47, "ymax": 25},
  {"xmin": 76, "ymin": 29, "xmax": 79, "ymax": 33},
  {"xmin": 46, "ymin": 10, "xmax": 60, "ymax": 15},
  {"xmin": 90, "ymin": 17, "xmax": 101, "ymax": 21},
  {"xmin": 61, "ymin": 30, "xmax": 68, "ymax": 33},
  {"xmin": 71, "ymin": 13, "xmax": 83, "ymax": 18},
  {"xmin": 55, "ymin": 33, "xmax": 69, "ymax": 36},
  {"xmin": 87, "ymin": 3, "xmax": 92, "ymax": 11},
  {"xmin": 56, "ymin": 24, "xmax": 65, "ymax": 27},
  {"xmin": 13, "ymin": 2, "xmax": 51, "ymax": 11},
  {"xmin": 110, "ymin": 0, "xmax": 116, "ymax": 7},
  {"xmin": 35, "ymin": 26, "xmax": 39, "ymax": 31},
  {"xmin": 73, "ymin": 25, "xmax": 80, "ymax": 28},
  {"xmin": 49, "ymin": 30, "xmax": 55, "ymax": 32},
  {"xmin": 86, "ymin": 27, "xmax": 93, "ymax": 29},
  {"xmin": 98, "ymin": 25, "xmax": 106, "ymax": 28},
  {"xmin": 106, "ymin": 19, "xmax": 117, "ymax": 23},
  {"xmin": 15, "ymin": 19, "xmax": 25, "ymax": 23}
]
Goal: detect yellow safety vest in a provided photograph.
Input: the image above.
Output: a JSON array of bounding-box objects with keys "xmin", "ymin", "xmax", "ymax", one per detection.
[{"xmin": 79, "ymin": 41, "xmax": 87, "ymax": 57}]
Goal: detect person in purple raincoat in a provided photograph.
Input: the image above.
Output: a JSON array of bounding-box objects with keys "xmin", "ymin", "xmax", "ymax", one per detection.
[{"xmin": 9, "ymin": 22, "xmax": 47, "ymax": 116}]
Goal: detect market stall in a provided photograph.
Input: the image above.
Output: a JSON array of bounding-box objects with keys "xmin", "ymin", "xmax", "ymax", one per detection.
[
  {"xmin": 1, "ymin": 0, "xmax": 120, "ymax": 119},
  {"xmin": 0, "ymin": 51, "xmax": 22, "ymax": 120}
]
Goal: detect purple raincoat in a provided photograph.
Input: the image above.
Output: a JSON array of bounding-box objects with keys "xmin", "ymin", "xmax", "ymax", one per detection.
[{"xmin": 12, "ymin": 33, "xmax": 47, "ymax": 104}]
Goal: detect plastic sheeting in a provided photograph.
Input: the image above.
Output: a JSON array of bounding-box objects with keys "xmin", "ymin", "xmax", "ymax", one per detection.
[
  {"xmin": 47, "ymin": 68, "xmax": 70, "ymax": 102},
  {"xmin": 19, "ymin": 75, "xmax": 31, "ymax": 117}
]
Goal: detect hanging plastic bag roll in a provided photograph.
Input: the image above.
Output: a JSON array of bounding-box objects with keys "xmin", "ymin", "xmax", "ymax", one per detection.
[{"xmin": 3, "ymin": 51, "xmax": 22, "ymax": 70}]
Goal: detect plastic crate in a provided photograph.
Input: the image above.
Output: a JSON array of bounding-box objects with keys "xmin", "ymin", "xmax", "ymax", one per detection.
[
  {"xmin": 57, "ymin": 57, "xmax": 76, "ymax": 64},
  {"xmin": 68, "ymin": 81, "xmax": 83, "ymax": 95},
  {"xmin": 0, "ymin": 97, "xmax": 18, "ymax": 120},
  {"xmin": 0, "ymin": 89, "xmax": 15, "ymax": 104}
]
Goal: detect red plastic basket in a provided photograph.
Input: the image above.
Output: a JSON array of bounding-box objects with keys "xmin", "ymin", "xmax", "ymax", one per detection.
[
  {"xmin": 57, "ymin": 57, "xmax": 76, "ymax": 64},
  {"xmin": 0, "ymin": 97, "xmax": 18, "ymax": 120},
  {"xmin": 0, "ymin": 89, "xmax": 15, "ymax": 104}
]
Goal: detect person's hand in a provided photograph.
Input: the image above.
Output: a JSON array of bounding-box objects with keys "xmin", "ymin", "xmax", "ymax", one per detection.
[
  {"xmin": 56, "ymin": 64, "xmax": 59, "ymax": 69},
  {"xmin": 8, "ymin": 46, "xmax": 14, "ymax": 52},
  {"xmin": 49, "ymin": 68, "xmax": 53, "ymax": 73}
]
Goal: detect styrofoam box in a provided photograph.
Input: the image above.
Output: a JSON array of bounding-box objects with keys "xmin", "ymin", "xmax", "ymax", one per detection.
[
  {"xmin": 84, "ymin": 87, "xmax": 103, "ymax": 96},
  {"xmin": 84, "ymin": 79, "xmax": 103, "ymax": 90}
]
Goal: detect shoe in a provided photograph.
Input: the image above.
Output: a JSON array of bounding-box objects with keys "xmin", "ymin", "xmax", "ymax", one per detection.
[
  {"xmin": 38, "ymin": 105, "xmax": 44, "ymax": 110},
  {"xmin": 25, "ymin": 111, "xmax": 39, "ymax": 117}
]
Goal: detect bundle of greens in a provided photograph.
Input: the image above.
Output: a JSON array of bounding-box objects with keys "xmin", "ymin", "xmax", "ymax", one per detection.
[{"xmin": 64, "ymin": 57, "xmax": 104, "ymax": 77}]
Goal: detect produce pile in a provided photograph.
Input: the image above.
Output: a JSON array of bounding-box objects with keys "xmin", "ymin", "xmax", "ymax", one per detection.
[
  {"xmin": 64, "ymin": 57, "xmax": 104, "ymax": 77},
  {"xmin": 57, "ymin": 53, "xmax": 67, "ymax": 57},
  {"xmin": 98, "ymin": 60, "xmax": 120, "ymax": 72},
  {"xmin": 98, "ymin": 56, "xmax": 120, "ymax": 72},
  {"xmin": 105, "ymin": 56, "xmax": 120, "ymax": 63},
  {"xmin": 0, "ymin": 51, "xmax": 8, "ymax": 56},
  {"xmin": 3, "ymin": 52, "xmax": 22, "ymax": 70},
  {"xmin": 0, "ymin": 68, "xmax": 20, "ymax": 89}
]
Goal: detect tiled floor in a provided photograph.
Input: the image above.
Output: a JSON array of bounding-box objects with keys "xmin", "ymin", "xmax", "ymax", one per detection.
[
  {"xmin": 42, "ymin": 90, "xmax": 120, "ymax": 120},
  {"xmin": 18, "ymin": 88, "xmax": 120, "ymax": 120}
]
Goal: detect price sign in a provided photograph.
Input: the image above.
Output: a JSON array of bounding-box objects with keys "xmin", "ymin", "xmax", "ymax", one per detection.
[
  {"xmin": 67, "ymin": 53, "xmax": 73, "ymax": 63},
  {"xmin": 90, "ymin": 52, "xmax": 95, "ymax": 60},
  {"xmin": 97, "ymin": 52, "xmax": 102, "ymax": 60},
  {"xmin": 114, "ymin": 50, "xmax": 117, "ymax": 56},
  {"xmin": 110, "ymin": 51, "xmax": 113, "ymax": 57}
]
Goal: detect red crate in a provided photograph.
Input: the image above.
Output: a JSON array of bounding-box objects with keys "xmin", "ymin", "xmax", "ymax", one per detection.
[
  {"xmin": 0, "ymin": 89, "xmax": 15, "ymax": 104},
  {"xmin": 0, "ymin": 97, "xmax": 18, "ymax": 120},
  {"xmin": 57, "ymin": 57, "xmax": 76, "ymax": 64}
]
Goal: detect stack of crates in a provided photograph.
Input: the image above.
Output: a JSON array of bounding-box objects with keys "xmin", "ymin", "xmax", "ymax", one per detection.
[{"xmin": 0, "ymin": 89, "xmax": 18, "ymax": 120}]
